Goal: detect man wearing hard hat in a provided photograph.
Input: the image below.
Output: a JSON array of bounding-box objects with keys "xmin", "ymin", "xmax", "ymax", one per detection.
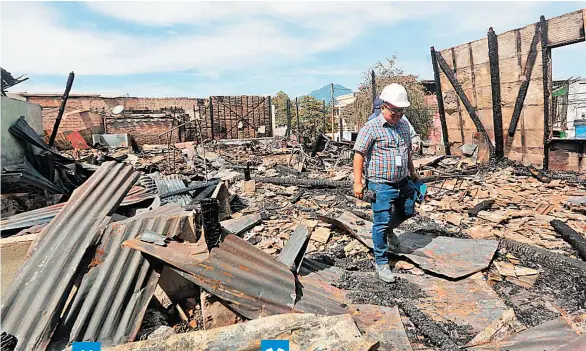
[
  {"xmin": 369, "ymin": 96, "xmax": 421, "ymax": 152},
  {"xmin": 353, "ymin": 83, "xmax": 420, "ymax": 283}
]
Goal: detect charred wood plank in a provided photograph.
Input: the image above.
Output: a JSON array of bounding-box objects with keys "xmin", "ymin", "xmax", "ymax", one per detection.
[
  {"xmin": 541, "ymin": 15, "xmax": 552, "ymax": 169},
  {"xmin": 252, "ymin": 176, "xmax": 352, "ymax": 189},
  {"xmin": 435, "ymin": 51, "xmax": 495, "ymax": 158},
  {"xmin": 290, "ymin": 189, "xmax": 305, "ymax": 204},
  {"xmin": 528, "ymin": 164, "xmax": 552, "ymax": 183},
  {"xmin": 430, "ymin": 46, "xmax": 451, "ymax": 155},
  {"xmin": 551, "ymin": 220, "xmax": 586, "ymax": 261},
  {"xmin": 488, "ymin": 28, "xmax": 504, "ymax": 158},
  {"xmin": 468, "ymin": 199, "xmax": 495, "ymax": 217},
  {"xmin": 508, "ymin": 23, "xmax": 541, "ymax": 138},
  {"xmin": 500, "ymin": 238, "xmax": 586, "ymax": 274},
  {"xmin": 48, "ymin": 72, "xmax": 75, "ymax": 146},
  {"xmin": 278, "ymin": 224, "xmax": 311, "ymax": 273}
]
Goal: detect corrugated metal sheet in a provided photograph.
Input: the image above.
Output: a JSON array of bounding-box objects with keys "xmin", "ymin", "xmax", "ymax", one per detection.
[
  {"xmin": 151, "ymin": 174, "xmax": 191, "ymax": 206},
  {"xmin": 123, "ymin": 234, "xmax": 348, "ymax": 320},
  {"xmin": 50, "ymin": 204, "xmax": 193, "ymax": 349},
  {"xmin": 0, "ymin": 186, "xmax": 156, "ymax": 232},
  {"xmin": 0, "ymin": 161, "xmax": 139, "ymax": 351}
]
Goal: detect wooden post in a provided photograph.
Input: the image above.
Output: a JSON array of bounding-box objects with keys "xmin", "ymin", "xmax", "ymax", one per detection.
[
  {"xmin": 540, "ymin": 15, "xmax": 551, "ymax": 169},
  {"xmin": 430, "ymin": 47, "xmax": 451, "ymax": 156},
  {"xmin": 330, "ymin": 83, "xmax": 335, "ymax": 140},
  {"xmin": 488, "ymin": 27, "xmax": 504, "ymax": 159},
  {"xmin": 48, "ymin": 72, "xmax": 75, "ymax": 146},
  {"xmin": 322, "ymin": 100, "xmax": 326, "ymax": 134},
  {"xmin": 296, "ymin": 97, "xmax": 300, "ymax": 134},
  {"xmin": 286, "ymin": 98, "xmax": 291, "ymax": 137},
  {"xmin": 209, "ymin": 97, "xmax": 215, "ymax": 141},
  {"xmin": 436, "ymin": 50, "xmax": 495, "ymax": 158}
]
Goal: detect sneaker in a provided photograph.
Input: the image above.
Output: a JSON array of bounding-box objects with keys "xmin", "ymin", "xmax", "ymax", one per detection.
[{"xmin": 376, "ymin": 264, "xmax": 396, "ymax": 283}]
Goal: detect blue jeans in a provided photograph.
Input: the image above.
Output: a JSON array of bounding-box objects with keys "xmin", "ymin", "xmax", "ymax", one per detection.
[{"xmin": 368, "ymin": 179, "xmax": 416, "ymax": 265}]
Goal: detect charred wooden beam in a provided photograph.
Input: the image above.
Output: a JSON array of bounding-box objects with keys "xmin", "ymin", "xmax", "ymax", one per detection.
[
  {"xmin": 508, "ymin": 23, "xmax": 541, "ymax": 138},
  {"xmin": 541, "ymin": 15, "xmax": 552, "ymax": 169},
  {"xmin": 48, "ymin": 71, "xmax": 75, "ymax": 146},
  {"xmin": 160, "ymin": 179, "xmax": 220, "ymax": 199},
  {"xmin": 286, "ymin": 99, "xmax": 292, "ymax": 137},
  {"xmin": 500, "ymin": 238, "xmax": 586, "ymax": 274},
  {"xmin": 252, "ymin": 176, "xmax": 351, "ymax": 189},
  {"xmin": 468, "ymin": 199, "xmax": 495, "ymax": 217},
  {"xmin": 551, "ymin": 220, "xmax": 586, "ymax": 261},
  {"xmin": 290, "ymin": 189, "xmax": 305, "ymax": 204},
  {"xmin": 436, "ymin": 51, "xmax": 496, "ymax": 157},
  {"xmin": 371, "ymin": 70, "xmax": 376, "ymax": 114},
  {"xmin": 430, "ymin": 47, "xmax": 451, "ymax": 156},
  {"xmin": 528, "ymin": 164, "xmax": 551, "ymax": 183},
  {"xmin": 488, "ymin": 28, "xmax": 504, "ymax": 158}
]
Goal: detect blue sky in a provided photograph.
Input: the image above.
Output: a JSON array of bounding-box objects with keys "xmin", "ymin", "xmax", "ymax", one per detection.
[{"xmin": 2, "ymin": 1, "xmax": 585, "ymax": 98}]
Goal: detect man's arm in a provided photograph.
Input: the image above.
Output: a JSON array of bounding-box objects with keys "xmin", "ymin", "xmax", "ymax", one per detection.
[
  {"xmin": 353, "ymin": 152, "xmax": 366, "ymax": 198},
  {"xmin": 408, "ymin": 148, "xmax": 419, "ymax": 180}
]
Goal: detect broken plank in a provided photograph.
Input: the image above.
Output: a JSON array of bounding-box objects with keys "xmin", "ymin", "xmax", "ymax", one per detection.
[
  {"xmin": 311, "ymin": 227, "xmax": 331, "ymax": 244},
  {"xmin": 220, "ymin": 213, "xmax": 261, "ymax": 236},
  {"xmin": 105, "ymin": 313, "xmax": 375, "ymax": 351},
  {"xmin": 278, "ymin": 224, "xmax": 311, "ymax": 272},
  {"xmin": 551, "ymin": 219, "xmax": 586, "ymax": 261}
]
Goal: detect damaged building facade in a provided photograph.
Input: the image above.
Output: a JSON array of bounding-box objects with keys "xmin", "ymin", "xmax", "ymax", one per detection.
[{"xmin": 431, "ymin": 9, "xmax": 586, "ymax": 171}]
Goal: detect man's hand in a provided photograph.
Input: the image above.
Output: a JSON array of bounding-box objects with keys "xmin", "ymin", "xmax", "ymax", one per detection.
[{"xmin": 353, "ymin": 182, "xmax": 364, "ymax": 199}]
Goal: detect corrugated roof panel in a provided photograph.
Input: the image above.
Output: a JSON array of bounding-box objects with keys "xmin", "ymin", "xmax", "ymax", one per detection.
[
  {"xmin": 0, "ymin": 161, "xmax": 139, "ymax": 351},
  {"xmin": 50, "ymin": 204, "xmax": 193, "ymax": 348},
  {"xmin": 124, "ymin": 234, "xmax": 348, "ymax": 320}
]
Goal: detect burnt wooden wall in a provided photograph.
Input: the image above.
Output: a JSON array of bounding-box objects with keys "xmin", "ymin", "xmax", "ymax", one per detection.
[{"xmin": 432, "ymin": 9, "xmax": 585, "ymax": 168}]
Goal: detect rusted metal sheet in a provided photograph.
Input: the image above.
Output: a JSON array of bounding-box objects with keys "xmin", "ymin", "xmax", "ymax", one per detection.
[
  {"xmin": 319, "ymin": 211, "xmax": 373, "ymax": 248},
  {"xmin": 398, "ymin": 273, "xmax": 507, "ymax": 334},
  {"xmin": 50, "ymin": 204, "xmax": 193, "ymax": 349},
  {"xmin": 395, "ymin": 232, "xmax": 499, "ymax": 278},
  {"xmin": 0, "ymin": 161, "xmax": 139, "ymax": 351},
  {"xmin": 124, "ymin": 234, "xmax": 347, "ymax": 320},
  {"xmin": 322, "ymin": 211, "xmax": 499, "ymax": 278},
  {"xmin": 349, "ymin": 304, "xmax": 413, "ymax": 351},
  {"xmin": 105, "ymin": 313, "xmax": 374, "ymax": 351},
  {"xmin": 470, "ymin": 316, "xmax": 581, "ymax": 351},
  {"xmin": 299, "ymin": 258, "xmax": 345, "ymax": 285},
  {"xmin": 0, "ymin": 186, "xmax": 155, "ymax": 232}
]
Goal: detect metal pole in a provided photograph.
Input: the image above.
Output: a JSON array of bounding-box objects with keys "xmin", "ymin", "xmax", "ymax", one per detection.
[
  {"xmin": 430, "ymin": 47, "xmax": 451, "ymax": 156},
  {"xmin": 371, "ymin": 70, "xmax": 376, "ymax": 114},
  {"xmin": 296, "ymin": 97, "xmax": 300, "ymax": 134},
  {"xmin": 48, "ymin": 71, "xmax": 75, "ymax": 146}
]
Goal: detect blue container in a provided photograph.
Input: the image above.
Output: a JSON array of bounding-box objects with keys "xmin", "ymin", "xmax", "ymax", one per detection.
[{"xmin": 576, "ymin": 125, "xmax": 586, "ymax": 138}]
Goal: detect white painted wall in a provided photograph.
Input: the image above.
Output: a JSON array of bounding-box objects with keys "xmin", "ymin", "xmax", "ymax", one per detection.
[{"xmin": 566, "ymin": 79, "xmax": 586, "ymax": 139}]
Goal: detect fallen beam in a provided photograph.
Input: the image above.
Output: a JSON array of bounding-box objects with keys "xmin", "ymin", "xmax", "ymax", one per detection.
[
  {"xmin": 500, "ymin": 238, "xmax": 586, "ymax": 274},
  {"xmin": 252, "ymin": 176, "xmax": 352, "ymax": 189},
  {"xmin": 105, "ymin": 313, "xmax": 376, "ymax": 351},
  {"xmin": 551, "ymin": 220, "xmax": 586, "ymax": 261},
  {"xmin": 278, "ymin": 224, "xmax": 311, "ymax": 273}
]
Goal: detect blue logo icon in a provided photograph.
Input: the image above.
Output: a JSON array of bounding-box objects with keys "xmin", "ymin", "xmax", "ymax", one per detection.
[
  {"xmin": 72, "ymin": 342, "xmax": 101, "ymax": 351},
  {"xmin": 261, "ymin": 339, "xmax": 290, "ymax": 351}
]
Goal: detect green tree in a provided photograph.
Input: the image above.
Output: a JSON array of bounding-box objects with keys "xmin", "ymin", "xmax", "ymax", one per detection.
[
  {"xmin": 342, "ymin": 56, "xmax": 433, "ymax": 139},
  {"xmin": 291, "ymin": 95, "xmax": 331, "ymax": 139},
  {"xmin": 273, "ymin": 91, "xmax": 290, "ymax": 127}
]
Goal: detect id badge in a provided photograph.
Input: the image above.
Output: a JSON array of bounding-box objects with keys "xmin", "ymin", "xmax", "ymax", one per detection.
[{"xmin": 395, "ymin": 155, "xmax": 403, "ymax": 166}]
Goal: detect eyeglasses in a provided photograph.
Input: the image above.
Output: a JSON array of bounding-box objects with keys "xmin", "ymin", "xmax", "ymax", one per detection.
[{"xmin": 382, "ymin": 104, "xmax": 405, "ymax": 114}]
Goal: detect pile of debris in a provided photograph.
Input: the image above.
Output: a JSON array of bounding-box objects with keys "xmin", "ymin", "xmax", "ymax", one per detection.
[{"xmin": 1, "ymin": 130, "xmax": 585, "ymax": 351}]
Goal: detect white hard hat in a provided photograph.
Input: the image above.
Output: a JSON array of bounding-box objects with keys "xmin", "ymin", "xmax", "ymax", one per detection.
[{"xmin": 379, "ymin": 83, "xmax": 410, "ymax": 108}]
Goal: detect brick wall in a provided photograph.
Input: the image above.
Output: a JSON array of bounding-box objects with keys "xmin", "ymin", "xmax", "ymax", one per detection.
[
  {"xmin": 106, "ymin": 117, "xmax": 176, "ymax": 145},
  {"xmin": 25, "ymin": 95, "xmax": 271, "ymax": 145}
]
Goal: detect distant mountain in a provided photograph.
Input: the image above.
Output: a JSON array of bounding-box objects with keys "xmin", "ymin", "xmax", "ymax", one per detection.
[{"xmin": 308, "ymin": 84, "xmax": 352, "ymax": 104}]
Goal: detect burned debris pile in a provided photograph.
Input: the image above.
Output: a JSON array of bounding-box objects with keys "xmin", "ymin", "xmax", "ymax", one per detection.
[{"xmin": 1, "ymin": 127, "xmax": 585, "ymax": 351}]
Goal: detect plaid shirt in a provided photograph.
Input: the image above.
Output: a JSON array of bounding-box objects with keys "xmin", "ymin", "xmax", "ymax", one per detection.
[{"xmin": 353, "ymin": 114, "xmax": 412, "ymax": 183}]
